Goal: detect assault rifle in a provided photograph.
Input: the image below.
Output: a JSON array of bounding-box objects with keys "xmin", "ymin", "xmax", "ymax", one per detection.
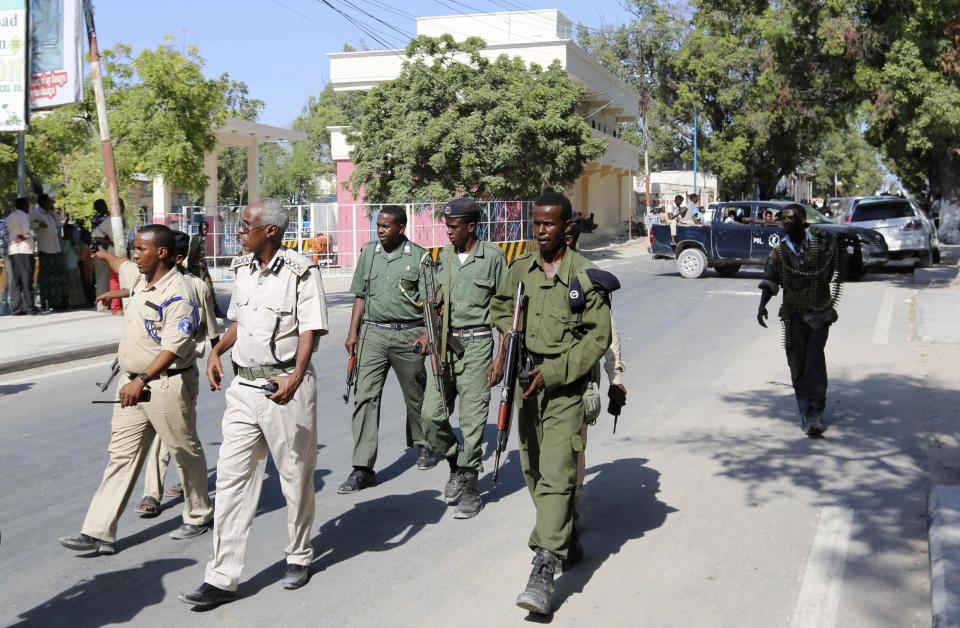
[
  {"xmin": 342, "ymin": 353, "xmax": 357, "ymax": 404},
  {"xmin": 493, "ymin": 281, "xmax": 525, "ymax": 484},
  {"xmin": 416, "ymin": 257, "xmax": 453, "ymax": 421},
  {"xmin": 97, "ymin": 358, "xmax": 120, "ymax": 393}
]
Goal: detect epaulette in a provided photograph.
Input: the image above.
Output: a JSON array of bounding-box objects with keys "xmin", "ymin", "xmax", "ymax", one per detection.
[
  {"xmin": 231, "ymin": 253, "xmax": 254, "ymax": 269},
  {"xmin": 282, "ymin": 248, "xmax": 315, "ymax": 277},
  {"xmin": 509, "ymin": 251, "xmax": 533, "ymax": 267}
]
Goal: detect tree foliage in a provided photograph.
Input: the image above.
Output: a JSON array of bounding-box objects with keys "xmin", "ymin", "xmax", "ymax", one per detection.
[
  {"xmin": 346, "ymin": 35, "xmax": 606, "ymax": 203},
  {"xmin": 810, "ymin": 123, "xmax": 884, "ymax": 198},
  {"xmin": 18, "ymin": 40, "xmax": 226, "ymax": 224}
]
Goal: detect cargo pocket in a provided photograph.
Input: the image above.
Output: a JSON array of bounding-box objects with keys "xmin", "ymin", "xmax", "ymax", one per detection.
[{"xmin": 571, "ymin": 433, "xmax": 585, "ymax": 453}]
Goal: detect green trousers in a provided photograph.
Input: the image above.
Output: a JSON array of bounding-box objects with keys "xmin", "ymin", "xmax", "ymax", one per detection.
[
  {"xmin": 421, "ymin": 337, "xmax": 493, "ymax": 472},
  {"xmin": 517, "ymin": 379, "xmax": 585, "ymax": 559},
  {"xmin": 351, "ymin": 324, "xmax": 428, "ymax": 469}
]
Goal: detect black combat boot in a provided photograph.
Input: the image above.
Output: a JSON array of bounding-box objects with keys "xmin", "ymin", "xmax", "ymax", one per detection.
[
  {"xmin": 516, "ymin": 548, "xmax": 560, "ymax": 615},
  {"xmin": 444, "ymin": 467, "xmax": 463, "ymax": 504},
  {"xmin": 453, "ymin": 470, "xmax": 482, "ymax": 519}
]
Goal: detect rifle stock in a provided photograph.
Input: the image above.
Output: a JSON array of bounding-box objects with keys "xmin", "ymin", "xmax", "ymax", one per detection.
[
  {"xmin": 97, "ymin": 358, "xmax": 120, "ymax": 393},
  {"xmin": 493, "ymin": 281, "xmax": 525, "ymax": 484}
]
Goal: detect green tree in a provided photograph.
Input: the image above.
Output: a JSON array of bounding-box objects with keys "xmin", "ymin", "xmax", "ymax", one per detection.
[
  {"xmin": 22, "ymin": 40, "xmax": 227, "ymax": 224},
  {"xmin": 346, "ymin": 35, "xmax": 606, "ymax": 203},
  {"xmin": 810, "ymin": 124, "xmax": 884, "ymax": 198},
  {"xmin": 260, "ymin": 141, "xmax": 317, "ymax": 204}
]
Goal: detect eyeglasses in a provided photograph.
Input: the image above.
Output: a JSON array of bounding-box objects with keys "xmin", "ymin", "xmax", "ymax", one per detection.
[{"xmin": 236, "ymin": 221, "xmax": 265, "ymax": 234}]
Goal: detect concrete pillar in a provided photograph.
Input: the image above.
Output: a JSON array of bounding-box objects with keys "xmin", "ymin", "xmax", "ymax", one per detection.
[
  {"xmin": 203, "ymin": 150, "xmax": 218, "ymax": 209},
  {"xmin": 152, "ymin": 175, "xmax": 171, "ymax": 222},
  {"xmin": 246, "ymin": 141, "xmax": 259, "ymax": 203}
]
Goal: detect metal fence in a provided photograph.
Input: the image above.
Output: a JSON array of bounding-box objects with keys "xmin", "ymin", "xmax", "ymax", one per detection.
[{"xmin": 152, "ymin": 201, "xmax": 533, "ymax": 281}]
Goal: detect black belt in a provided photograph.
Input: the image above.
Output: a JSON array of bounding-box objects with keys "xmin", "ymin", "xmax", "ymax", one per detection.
[
  {"xmin": 366, "ymin": 319, "xmax": 424, "ymax": 331},
  {"xmin": 127, "ymin": 366, "xmax": 193, "ymax": 380}
]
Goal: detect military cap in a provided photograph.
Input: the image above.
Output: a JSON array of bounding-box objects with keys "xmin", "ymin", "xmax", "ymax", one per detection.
[
  {"xmin": 173, "ymin": 230, "xmax": 191, "ymax": 256},
  {"xmin": 442, "ymin": 197, "xmax": 482, "ymax": 220}
]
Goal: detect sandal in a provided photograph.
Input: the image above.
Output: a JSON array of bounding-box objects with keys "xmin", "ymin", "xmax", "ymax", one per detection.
[
  {"xmin": 163, "ymin": 483, "xmax": 184, "ymax": 498},
  {"xmin": 135, "ymin": 496, "xmax": 161, "ymax": 517}
]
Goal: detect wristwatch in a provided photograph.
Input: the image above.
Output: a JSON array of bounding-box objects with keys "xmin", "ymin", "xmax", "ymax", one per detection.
[{"xmin": 137, "ymin": 373, "xmax": 151, "ymax": 384}]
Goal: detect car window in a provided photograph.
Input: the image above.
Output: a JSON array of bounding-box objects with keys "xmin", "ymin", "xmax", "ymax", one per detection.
[
  {"xmin": 851, "ymin": 200, "xmax": 914, "ymax": 221},
  {"xmin": 804, "ymin": 206, "xmax": 833, "ymax": 224}
]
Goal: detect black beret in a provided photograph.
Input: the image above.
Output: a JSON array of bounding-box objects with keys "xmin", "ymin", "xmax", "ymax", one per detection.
[
  {"xmin": 586, "ymin": 268, "xmax": 620, "ymax": 295},
  {"xmin": 442, "ymin": 197, "xmax": 482, "ymax": 220},
  {"xmin": 173, "ymin": 230, "xmax": 191, "ymax": 255}
]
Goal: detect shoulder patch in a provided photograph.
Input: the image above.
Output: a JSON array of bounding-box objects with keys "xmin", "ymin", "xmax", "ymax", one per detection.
[
  {"xmin": 177, "ymin": 316, "xmax": 195, "ymax": 336},
  {"xmin": 231, "ymin": 253, "xmax": 254, "ymax": 269},
  {"xmin": 282, "ymin": 248, "xmax": 314, "ymax": 277}
]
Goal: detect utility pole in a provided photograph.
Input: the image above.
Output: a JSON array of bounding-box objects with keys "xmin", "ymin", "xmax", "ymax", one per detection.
[
  {"xmin": 82, "ymin": 0, "xmax": 125, "ymax": 256},
  {"xmin": 639, "ymin": 45, "xmax": 651, "ymax": 236},
  {"xmin": 693, "ymin": 106, "xmax": 698, "ymax": 196}
]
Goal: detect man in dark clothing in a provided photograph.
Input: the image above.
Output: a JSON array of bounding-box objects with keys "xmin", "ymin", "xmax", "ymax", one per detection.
[{"xmin": 757, "ymin": 204, "xmax": 851, "ymax": 437}]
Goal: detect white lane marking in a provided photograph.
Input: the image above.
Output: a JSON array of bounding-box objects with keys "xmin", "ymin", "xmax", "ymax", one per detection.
[
  {"xmin": 707, "ymin": 290, "xmax": 757, "ymax": 297},
  {"xmin": 0, "ymin": 359, "xmax": 114, "ymax": 386},
  {"xmin": 872, "ymin": 289, "xmax": 895, "ymax": 345},
  {"xmin": 790, "ymin": 506, "xmax": 854, "ymax": 628}
]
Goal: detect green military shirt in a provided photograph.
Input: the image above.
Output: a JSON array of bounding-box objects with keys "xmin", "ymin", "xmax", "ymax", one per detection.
[
  {"xmin": 350, "ymin": 238, "xmax": 427, "ymax": 323},
  {"xmin": 437, "ymin": 240, "xmax": 507, "ymax": 328},
  {"xmin": 491, "ymin": 249, "xmax": 612, "ymax": 393}
]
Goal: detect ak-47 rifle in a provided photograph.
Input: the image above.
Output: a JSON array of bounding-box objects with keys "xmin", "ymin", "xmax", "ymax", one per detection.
[
  {"xmin": 493, "ymin": 281, "xmax": 525, "ymax": 484},
  {"xmin": 97, "ymin": 358, "xmax": 120, "ymax": 393},
  {"xmin": 342, "ymin": 353, "xmax": 357, "ymax": 403},
  {"xmin": 416, "ymin": 256, "xmax": 451, "ymax": 421}
]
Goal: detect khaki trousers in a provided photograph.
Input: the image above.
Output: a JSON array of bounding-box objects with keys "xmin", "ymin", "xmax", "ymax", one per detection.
[
  {"xmin": 205, "ymin": 368, "xmax": 318, "ymax": 592},
  {"xmin": 143, "ymin": 436, "xmax": 179, "ymax": 501},
  {"xmin": 81, "ymin": 368, "xmax": 213, "ymax": 542}
]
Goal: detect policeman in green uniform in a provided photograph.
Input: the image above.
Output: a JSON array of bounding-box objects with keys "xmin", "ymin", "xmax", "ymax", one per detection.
[
  {"xmin": 418, "ymin": 198, "xmax": 507, "ymax": 519},
  {"xmin": 339, "ymin": 205, "xmax": 436, "ymax": 494},
  {"xmin": 491, "ymin": 193, "xmax": 612, "ymax": 616}
]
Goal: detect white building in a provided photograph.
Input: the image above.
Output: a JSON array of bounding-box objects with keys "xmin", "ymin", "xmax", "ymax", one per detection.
[
  {"xmin": 326, "ymin": 9, "xmax": 640, "ymax": 228},
  {"xmin": 637, "ymin": 170, "xmax": 719, "ymax": 214}
]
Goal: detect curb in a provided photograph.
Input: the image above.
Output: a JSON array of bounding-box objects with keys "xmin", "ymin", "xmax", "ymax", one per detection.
[
  {"xmin": 0, "ymin": 342, "xmax": 118, "ymax": 376},
  {"xmin": 930, "ymin": 485, "xmax": 960, "ymax": 628}
]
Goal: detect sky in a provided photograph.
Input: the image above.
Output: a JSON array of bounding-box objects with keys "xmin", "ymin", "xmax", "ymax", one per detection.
[{"xmin": 95, "ymin": 0, "xmax": 634, "ymax": 128}]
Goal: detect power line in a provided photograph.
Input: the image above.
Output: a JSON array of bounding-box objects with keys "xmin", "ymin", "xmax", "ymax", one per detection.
[
  {"xmin": 317, "ymin": 0, "xmax": 444, "ymax": 85},
  {"xmin": 270, "ymin": 0, "xmax": 363, "ymax": 47}
]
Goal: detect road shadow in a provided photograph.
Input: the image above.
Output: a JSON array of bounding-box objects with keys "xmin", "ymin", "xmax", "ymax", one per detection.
[
  {"xmin": 547, "ymin": 458, "xmax": 675, "ymax": 617},
  {"xmin": 671, "ymin": 373, "xmax": 958, "ymax": 626},
  {"xmin": 0, "ymin": 383, "xmax": 33, "ymax": 396},
  {"xmin": 374, "ymin": 447, "xmax": 419, "ymax": 485},
  {"xmin": 241, "ymin": 489, "xmax": 445, "ymax": 598},
  {"xmin": 11, "ymin": 558, "xmax": 195, "ymax": 627}
]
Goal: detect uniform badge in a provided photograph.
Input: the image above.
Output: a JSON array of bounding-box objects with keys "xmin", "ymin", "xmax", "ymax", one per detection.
[
  {"xmin": 178, "ymin": 317, "xmax": 195, "ymax": 336},
  {"xmin": 569, "ymin": 289, "xmax": 580, "ymax": 300}
]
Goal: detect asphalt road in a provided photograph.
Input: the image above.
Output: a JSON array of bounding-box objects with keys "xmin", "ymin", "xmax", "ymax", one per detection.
[{"xmin": 1, "ymin": 244, "xmax": 958, "ymax": 628}]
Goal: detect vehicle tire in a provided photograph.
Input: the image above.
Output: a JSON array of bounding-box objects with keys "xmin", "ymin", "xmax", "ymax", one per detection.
[
  {"xmin": 918, "ymin": 249, "xmax": 933, "ymax": 268},
  {"xmin": 714, "ymin": 264, "xmax": 741, "ymax": 278},
  {"xmin": 677, "ymin": 247, "xmax": 707, "ymax": 279},
  {"xmin": 933, "ymin": 247, "xmax": 941, "ymax": 264}
]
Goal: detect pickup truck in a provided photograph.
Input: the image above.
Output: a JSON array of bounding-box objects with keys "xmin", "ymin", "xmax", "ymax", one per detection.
[{"xmin": 649, "ymin": 201, "xmax": 889, "ymax": 279}]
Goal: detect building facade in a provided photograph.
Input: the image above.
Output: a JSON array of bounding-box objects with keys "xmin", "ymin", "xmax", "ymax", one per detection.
[{"xmin": 327, "ymin": 9, "xmax": 640, "ymax": 230}]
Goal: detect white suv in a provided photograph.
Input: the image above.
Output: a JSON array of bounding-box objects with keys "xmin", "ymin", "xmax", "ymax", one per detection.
[{"xmin": 835, "ymin": 196, "xmax": 940, "ymax": 266}]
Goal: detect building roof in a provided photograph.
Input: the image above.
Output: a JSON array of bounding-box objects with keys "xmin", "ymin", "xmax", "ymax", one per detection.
[{"xmin": 215, "ymin": 117, "xmax": 307, "ymax": 148}]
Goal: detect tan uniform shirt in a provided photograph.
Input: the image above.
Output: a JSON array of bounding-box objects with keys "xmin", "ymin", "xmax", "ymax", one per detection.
[
  {"xmin": 228, "ymin": 247, "xmax": 328, "ymax": 368},
  {"xmin": 603, "ymin": 319, "xmax": 624, "ymax": 386},
  {"xmin": 186, "ymin": 272, "xmax": 218, "ymax": 357},
  {"xmin": 117, "ymin": 267, "xmax": 199, "ymax": 374}
]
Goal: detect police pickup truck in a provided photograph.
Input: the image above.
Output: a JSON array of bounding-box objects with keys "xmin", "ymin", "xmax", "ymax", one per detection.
[{"xmin": 649, "ymin": 200, "xmax": 889, "ymax": 279}]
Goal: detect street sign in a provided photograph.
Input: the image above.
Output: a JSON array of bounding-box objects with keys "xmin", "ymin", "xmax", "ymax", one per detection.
[{"xmin": 30, "ymin": 0, "xmax": 84, "ymax": 110}]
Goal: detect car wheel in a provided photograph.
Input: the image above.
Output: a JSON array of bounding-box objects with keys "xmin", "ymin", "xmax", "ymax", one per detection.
[
  {"xmin": 918, "ymin": 249, "xmax": 933, "ymax": 268},
  {"xmin": 714, "ymin": 264, "xmax": 741, "ymax": 277},
  {"xmin": 677, "ymin": 247, "xmax": 707, "ymax": 279},
  {"xmin": 933, "ymin": 247, "xmax": 941, "ymax": 264}
]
